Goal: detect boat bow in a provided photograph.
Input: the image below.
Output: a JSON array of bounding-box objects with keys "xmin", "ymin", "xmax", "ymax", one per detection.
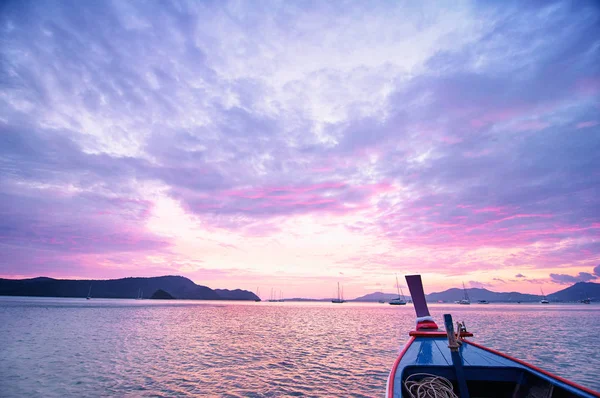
[{"xmin": 386, "ymin": 275, "xmax": 600, "ymax": 398}]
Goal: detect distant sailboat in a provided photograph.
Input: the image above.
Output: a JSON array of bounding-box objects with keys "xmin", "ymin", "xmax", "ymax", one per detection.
[
  {"xmin": 255, "ymin": 287, "xmax": 261, "ymax": 302},
  {"xmin": 332, "ymin": 282, "xmax": 345, "ymax": 303},
  {"xmin": 86, "ymin": 284, "xmax": 92, "ymax": 300},
  {"xmin": 389, "ymin": 275, "xmax": 407, "ymax": 305},
  {"xmin": 268, "ymin": 288, "xmax": 278, "ymax": 302},
  {"xmin": 278, "ymin": 290, "xmax": 284, "ymax": 302},
  {"xmin": 459, "ymin": 282, "xmax": 470, "ymax": 305},
  {"xmin": 135, "ymin": 288, "xmax": 143, "ymax": 300},
  {"xmin": 540, "ymin": 288, "xmax": 549, "ymax": 304},
  {"xmin": 581, "ymin": 290, "xmax": 591, "ymax": 304}
]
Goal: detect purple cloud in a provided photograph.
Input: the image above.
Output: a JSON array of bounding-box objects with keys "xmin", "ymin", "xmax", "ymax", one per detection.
[
  {"xmin": 549, "ymin": 272, "xmax": 598, "ymax": 285},
  {"xmin": 0, "ymin": 0, "xmax": 598, "ymax": 285},
  {"xmin": 469, "ymin": 281, "xmax": 493, "ymax": 288}
]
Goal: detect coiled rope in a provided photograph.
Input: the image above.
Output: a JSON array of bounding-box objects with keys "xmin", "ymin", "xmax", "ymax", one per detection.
[{"xmin": 403, "ymin": 373, "xmax": 458, "ymax": 398}]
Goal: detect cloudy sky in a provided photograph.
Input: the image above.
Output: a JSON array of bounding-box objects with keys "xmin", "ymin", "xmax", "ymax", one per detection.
[{"xmin": 1, "ymin": 0, "xmax": 599, "ymax": 298}]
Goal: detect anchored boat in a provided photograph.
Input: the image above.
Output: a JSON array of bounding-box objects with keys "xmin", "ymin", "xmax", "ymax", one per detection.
[
  {"xmin": 332, "ymin": 282, "xmax": 345, "ymax": 303},
  {"xmin": 267, "ymin": 288, "xmax": 278, "ymax": 302},
  {"xmin": 387, "ymin": 275, "xmax": 600, "ymax": 398},
  {"xmin": 459, "ymin": 282, "xmax": 470, "ymax": 305},
  {"xmin": 389, "ymin": 275, "xmax": 407, "ymax": 306},
  {"xmin": 254, "ymin": 287, "xmax": 261, "ymax": 302}
]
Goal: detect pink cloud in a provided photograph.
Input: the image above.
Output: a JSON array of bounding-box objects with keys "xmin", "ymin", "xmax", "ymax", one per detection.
[
  {"xmin": 575, "ymin": 77, "xmax": 600, "ymax": 96},
  {"xmin": 177, "ymin": 180, "xmax": 394, "ymax": 222},
  {"xmin": 512, "ymin": 121, "xmax": 550, "ymax": 132},
  {"xmin": 473, "ymin": 206, "xmax": 507, "ymax": 214},
  {"xmin": 576, "ymin": 121, "xmax": 599, "ymax": 129},
  {"xmin": 463, "ymin": 149, "xmax": 492, "ymax": 158},
  {"xmin": 470, "ymin": 107, "xmax": 522, "ymax": 128}
]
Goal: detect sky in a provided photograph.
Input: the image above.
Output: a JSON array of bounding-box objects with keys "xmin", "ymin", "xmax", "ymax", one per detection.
[{"xmin": 0, "ymin": 0, "xmax": 599, "ymax": 298}]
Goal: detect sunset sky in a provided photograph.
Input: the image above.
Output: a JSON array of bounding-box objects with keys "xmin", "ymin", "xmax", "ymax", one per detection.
[{"xmin": 1, "ymin": 0, "xmax": 599, "ymax": 298}]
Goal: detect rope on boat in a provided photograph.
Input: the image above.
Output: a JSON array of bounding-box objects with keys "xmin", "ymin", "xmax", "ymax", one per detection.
[{"xmin": 404, "ymin": 373, "xmax": 458, "ymax": 398}]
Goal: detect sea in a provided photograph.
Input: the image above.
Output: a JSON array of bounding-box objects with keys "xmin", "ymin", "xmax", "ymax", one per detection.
[{"xmin": 1, "ymin": 297, "xmax": 599, "ymax": 397}]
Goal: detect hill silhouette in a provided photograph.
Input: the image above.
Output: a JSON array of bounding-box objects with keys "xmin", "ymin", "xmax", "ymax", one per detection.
[
  {"xmin": 353, "ymin": 282, "xmax": 600, "ymax": 302},
  {"xmin": 0, "ymin": 276, "xmax": 258, "ymax": 301},
  {"xmin": 547, "ymin": 282, "xmax": 599, "ymax": 302}
]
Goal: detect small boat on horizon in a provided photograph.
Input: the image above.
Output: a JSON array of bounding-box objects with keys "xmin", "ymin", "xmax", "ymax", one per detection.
[
  {"xmin": 477, "ymin": 299, "xmax": 489, "ymax": 304},
  {"xmin": 267, "ymin": 288, "xmax": 279, "ymax": 302},
  {"xmin": 254, "ymin": 287, "xmax": 261, "ymax": 302},
  {"xmin": 86, "ymin": 284, "xmax": 92, "ymax": 300},
  {"xmin": 332, "ymin": 282, "xmax": 345, "ymax": 303},
  {"xmin": 459, "ymin": 282, "xmax": 470, "ymax": 305},
  {"xmin": 389, "ymin": 275, "xmax": 407, "ymax": 305},
  {"xmin": 540, "ymin": 288, "xmax": 549, "ymax": 304},
  {"xmin": 581, "ymin": 290, "xmax": 591, "ymax": 304},
  {"xmin": 386, "ymin": 275, "xmax": 600, "ymax": 398},
  {"xmin": 135, "ymin": 288, "xmax": 143, "ymax": 300}
]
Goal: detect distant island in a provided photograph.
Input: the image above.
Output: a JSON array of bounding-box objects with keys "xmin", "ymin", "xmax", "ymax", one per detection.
[
  {"xmin": 0, "ymin": 276, "xmax": 259, "ymax": 301},
  {"xmin": 352, "ymin": 282, "xmax": 599, "ymax": 303}
]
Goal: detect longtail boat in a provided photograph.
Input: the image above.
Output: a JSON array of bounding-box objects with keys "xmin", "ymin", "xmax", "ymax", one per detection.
[{"xmin": 387, "ymin": 275, "xmax": 600, "ymax": 398}]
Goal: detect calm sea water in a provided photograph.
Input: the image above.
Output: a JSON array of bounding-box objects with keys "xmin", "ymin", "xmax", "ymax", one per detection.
[{"xmin": 1, "ymin": 298, "xmax": 599, "ymax": 397}]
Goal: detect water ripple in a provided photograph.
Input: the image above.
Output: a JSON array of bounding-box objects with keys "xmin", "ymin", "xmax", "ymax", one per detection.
[{"xmin": 0, "ymin": 298, "xmax": 599, "ymax": 397}]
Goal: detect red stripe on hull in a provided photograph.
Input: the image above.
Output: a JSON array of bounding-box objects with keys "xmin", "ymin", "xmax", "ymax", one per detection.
[
  {"xmin": 409, "ymin": 330, "xmax": 474, "ymax": 337},
  {"xmin": 387, "ymin": 336, "xmax": 415, "ymax": 398},
  {"xmin": 464, "ymin": 340, "xmax": 600, "ymax": 398}
]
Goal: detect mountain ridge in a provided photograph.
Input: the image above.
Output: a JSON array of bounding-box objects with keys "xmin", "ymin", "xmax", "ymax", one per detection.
[
  {"xmin": 353, "ymin": 282, "xmax": 599, "ymax": 302},
  {"xmin": 0, "ymin": 275, "xmax": 259, "ymax": 301}
]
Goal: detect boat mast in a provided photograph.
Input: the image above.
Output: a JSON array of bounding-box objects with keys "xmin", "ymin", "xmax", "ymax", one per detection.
[
  {"xmin": 396, "ymin": 274, "xmax": 401, "ymax": 298},
  {"xmin": 337, "ymin": 282, "xmax": 341, "ymax": 301},
  {"xmin": 462, "ymin": 282, "xmax": 469, "ymax": 301}
]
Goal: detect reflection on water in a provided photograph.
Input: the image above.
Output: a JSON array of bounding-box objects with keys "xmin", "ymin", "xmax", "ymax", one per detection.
[{"xmin": 0, "ymin": 298, "xmax": 598, "ymax": 397}]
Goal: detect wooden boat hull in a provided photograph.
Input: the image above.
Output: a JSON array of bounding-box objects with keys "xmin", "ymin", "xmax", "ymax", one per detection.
[
  {"xmin": 389, "ymin": 274, "xmax": 599, "ymax": 398},
  {"xmin": 387, "ymin": 334, "xmax": 599, "ymax": 398}
]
